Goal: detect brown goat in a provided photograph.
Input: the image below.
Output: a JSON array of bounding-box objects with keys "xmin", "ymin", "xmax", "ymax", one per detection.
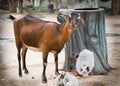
[{"xmin": 9, "ymin": 13, "xmax": 84, "ymax": 83}]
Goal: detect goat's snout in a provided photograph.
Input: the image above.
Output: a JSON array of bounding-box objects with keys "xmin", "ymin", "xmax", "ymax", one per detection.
[{"xmin": 71, "ymin": 21, "xmax": 77, "ymax": 28}]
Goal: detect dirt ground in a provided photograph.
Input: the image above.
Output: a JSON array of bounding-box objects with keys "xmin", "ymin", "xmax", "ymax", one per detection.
[{"xmin": 0, "ymin": 10, "xmax": 120, "ymax": 86}]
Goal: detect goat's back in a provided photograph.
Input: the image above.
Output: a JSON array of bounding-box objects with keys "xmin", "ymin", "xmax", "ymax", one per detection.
[{"xmin": 14, "ymin": 14, "xmax": 62, "ymax": 52}]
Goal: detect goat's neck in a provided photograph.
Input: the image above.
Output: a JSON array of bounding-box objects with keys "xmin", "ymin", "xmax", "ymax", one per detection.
[{"xmin": 59, "ymin": 21, "xmax": 73, "ymax": 47}]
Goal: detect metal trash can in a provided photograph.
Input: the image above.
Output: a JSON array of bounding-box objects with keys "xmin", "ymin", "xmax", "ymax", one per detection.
[{"xmin": 57, "ymin": 8, "xmax": 110, "ymax": 75}]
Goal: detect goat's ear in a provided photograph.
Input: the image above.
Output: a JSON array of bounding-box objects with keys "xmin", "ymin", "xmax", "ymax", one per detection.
[
  {"xmin": 78, "ymin": 16, "xmax": 85, "ymax": 24},
  {"xmin": 63, "ymin": 14, "xmax": 71, "ymax": 18},
  {"xmin": 77, "ymin": 13, "xmax": 85, "ymax": 24},
  {"xmin": 68, "ymin": 14, "xmax": 71, "ymax": 18},
  {"xmin": 68, "ymin": 12, "xmax": 72, "ymax": 18},
  {"xmin": 77, "ymin": 16, "xmax": 81, "ymax": 20},
  {"xmin": 77, "ymin": 13, "xmax": 81, "ymax": 20},
  {"xmin": 63, "ymin": 14, "xmax": 71, "ymax": 22}
]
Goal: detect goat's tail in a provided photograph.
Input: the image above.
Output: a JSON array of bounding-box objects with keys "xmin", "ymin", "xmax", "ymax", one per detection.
[{"xmin": 8, "ymin": 15, "xmax": 16, "ymax": 20}]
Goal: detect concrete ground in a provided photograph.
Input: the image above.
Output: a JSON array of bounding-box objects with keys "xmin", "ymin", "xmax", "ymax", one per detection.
[{"xmin": 0, "ymin": 10, "xmax": 120, "ymax": 86}]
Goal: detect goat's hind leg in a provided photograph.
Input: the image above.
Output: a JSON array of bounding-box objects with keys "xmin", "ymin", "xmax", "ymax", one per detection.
[
  {"xmin": 21, "ymin": 46, "xmax": 29, "ymax": 74},
  {"xmin": 17, "ymin": 49, "xmax": 22, "ymax": 77},
  {"xmin": 16, "ymin": 42, "xmax": 22, "ymax": 77}
]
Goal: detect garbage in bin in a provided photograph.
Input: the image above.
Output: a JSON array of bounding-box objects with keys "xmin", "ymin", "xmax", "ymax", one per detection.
[{"xmin": 47, "ymin": 4, "xmax": 54, "ymax": 13}]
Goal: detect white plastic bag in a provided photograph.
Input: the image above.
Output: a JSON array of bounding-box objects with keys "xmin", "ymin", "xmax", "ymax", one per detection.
[
  {"xmin": 76, "ymin": 49, "xmax": 94, "ymax": 77},
  {"xmin": 55, "ymin": 72, "xmax": 79, "ymax": 86}
]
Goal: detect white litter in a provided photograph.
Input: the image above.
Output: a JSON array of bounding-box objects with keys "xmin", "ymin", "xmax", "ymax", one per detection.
[
  {"xmin": 76, "ymin": 49, "xmax": 94, "ymax": 77},
  {"xmin": 55, "ymin": 72, "xmax": 79, "ymax": 86}
]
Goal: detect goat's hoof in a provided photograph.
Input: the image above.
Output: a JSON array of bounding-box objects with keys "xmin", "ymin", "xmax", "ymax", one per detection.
[
  {"xmin": 42, "ymin": 76, "xmax": 47, "ymax": 83},
  {"xmin": 42, "ymin": 79, "xmax": 47, "ymax": 83},
  {"xmin": 19, "ymin": 72, "xmax": 22, "ymax": 77},
  {"xmin": 55, "ymin": 72, "xmax": 60, "ymax": 76},
  {"xmin": 24, "ymin": 69, "xmax": 29, "ymax": 74}
]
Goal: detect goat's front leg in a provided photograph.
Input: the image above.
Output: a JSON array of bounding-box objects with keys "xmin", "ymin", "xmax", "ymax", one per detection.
[
  {"xmin": 42, "ymin": 52, "xmax": 48, "ymax": 83},
  {"xmin": 54, "ymin": 52, "xmax": 59, "ymax": 75}
]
